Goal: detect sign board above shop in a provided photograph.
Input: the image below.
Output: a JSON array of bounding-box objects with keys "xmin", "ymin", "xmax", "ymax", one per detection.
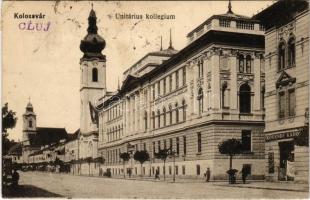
[{"xmin": 265, "ymin": 129, "xmax": 303, "ymax": 142}]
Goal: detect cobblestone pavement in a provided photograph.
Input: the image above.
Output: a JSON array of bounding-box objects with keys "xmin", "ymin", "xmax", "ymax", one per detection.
[{"xmin": 16, "ymin": 172, "xmax": 308, "ymax": 199}]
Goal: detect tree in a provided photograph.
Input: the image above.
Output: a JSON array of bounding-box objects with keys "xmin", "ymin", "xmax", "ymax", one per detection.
[
  {"xmin": 119, "ymin": 152, "xmax": 130, "ymax": 178},
  {"xmin": 85, "ymin": 157, "xmax": 93, "ymax": 176},
  {"xmin": 2, "ymin": 103, "xmax": 18, "ymax": 156},
  {"xmin": 154, "ymin": 148, "xmax": 171, "ymax": 180},
  {"xmin": 218, "ymin": 138, "xmax": 242, "ymax": 184},
  {"xmin": 133, "ymin": 150, "xmax": 149, "ymax": 176}
]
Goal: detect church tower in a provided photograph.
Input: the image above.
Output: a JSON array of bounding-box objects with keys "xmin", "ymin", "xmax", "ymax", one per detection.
[
  {"xmin": 80, "ymin": 8, "xmax": 106, "ymax": 135},
  {"xmin": 22, "ymin": 101, "xmax": 36, "ymax": 143},
  {"xmin": 22, "ymin": 101, "xmax": 36, "ymax": 163}
]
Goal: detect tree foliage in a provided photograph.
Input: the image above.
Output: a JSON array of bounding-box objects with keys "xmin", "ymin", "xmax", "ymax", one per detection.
[
  {"xmin": 154, "ymin": 148, "xmax": 170, "ymax": 162},
  {"xmin": 2, "ymin": 103, "xmax": 18, "ymax": 156},
  {"xmin": 133, "ymin": 150, "xmax": 149, "ymax": 164},
  {"xmin": 119, "ymin": 152, "xmax": 130, "ymax": 162},
  {"xmin": 218, "ymin": 138, "xmax": 242, "ymax": 157},
  {"xmin": 2, "ymin": 103, "xmax": 17, "ymax": 134}
]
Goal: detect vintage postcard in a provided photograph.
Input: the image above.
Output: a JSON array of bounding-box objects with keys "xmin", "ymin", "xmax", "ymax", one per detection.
[{"xmin": 1, "ymin": 0, "xmax": 309, "ymax": 198}]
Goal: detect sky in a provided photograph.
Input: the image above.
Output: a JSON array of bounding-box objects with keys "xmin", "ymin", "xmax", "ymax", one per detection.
[{"xmin": 2, "ymin": 1, "xmax": 273, "ymax": 141}]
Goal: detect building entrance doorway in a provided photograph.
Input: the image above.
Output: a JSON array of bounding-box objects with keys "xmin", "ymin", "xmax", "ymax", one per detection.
[{"xmin": 278, "ymin": 141, "xmax": 294, "ymax": 181}]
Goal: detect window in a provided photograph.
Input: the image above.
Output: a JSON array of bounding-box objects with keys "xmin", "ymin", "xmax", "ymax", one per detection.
[
  {"xmin": 169, "ymin": 166, "xmax": 172, "ymax": 175},
  {"xmin": 176, "ymin": 71, "xmax": 179, "ymax": 89},
  {"xmin": 288, "ymin": 89, "xmax": 295, "ymax": 117},
  {"xmin": 157, "ymin": 81, "xmax": 161, "ymax": 96},
  {"xmin": 157, "ymin": 110, "xmax": 161, "ymax": 128},
  {"xmin": 144, "ymin": 111, "xmax": 148, "ymax": 130},
  {"xmin": 197, "ymin": 132, "xmax": 202, "ymax": 153},
  {"xmin": 198, "ymin": 59, "xmax": 204, "ymax": 78},
  {"xmin": 241, "ymin": 130, "xmax": 251, "ymax": 152},
  {"xmin": 152, "ymin": 111, "xmax": 155, "ymax": 129},
  {"xmin": 152, "ymin": 85, "xmax": 155, "ymax": 100},
  {"xmin": 288, "ymin": 37, "xmax": 296, "ymax": 67},
  {"xmin": 246, "ymin": 55, "xmax": 251, "ymax": 73},
  {"xmin": 196, "ymin": 165, "xmax": 201, "ymax": 175},
  {"xmin": 222, "ymin": 82, "xmax": 228, "ymax": 108},
  {"xmin": 183, "ymin": 136, "xmax": 187, "ymax": 155},
  {"xmin": 176, "ymin": 137, "xmax": 180, "ymax": 155},
  {"xmin": 279, "ymin": 92, "xmax": 285, "ymax": 118},
  {"xmin": 238, "ymin": 55, "xmax": 244, "ymax": 73},
  {"xmin": 169, "ymin": 105, "xmax": 173, "ymax": 125},
  {"xmin": 183, "ymin": 67, "xmax": 186, "ymax": 85},
  {"xmin": 182, "ymin": 100, "xmax": 186, "ymax": 121},
  {"xmin": 169, "ymin": 138, "xmax": 173, "ymax": 150},
  {"xmin": 175, "ymin": 103, "xmax": 179, "ymax": 123},
  {"xmin": 29, "ymin": 120, "xmax": 32, "ymax": 128},
  {"xmin": 278, "ymin": 41, "xmax": 286, "ymax": 70},
  {"xmin": 164, "ymin": 139, "xmax": 167, "ymax": 149},
  {"xmin": 143, "ymin": 143, "xmax": 146, "ymax": 151},
  {"xmin": 153, "ymin": 142, "xmax": 156, "ymax": 155},
  {"xmin": 198, "ymin": 88, "xmax": 204, "ymax": 115},
  {"xmin": 169, "ymin": 75, "xmax": 172, "ymax": 92},
  {"xmin": 175, "ymin": 165, "xmax": 179, "ymax": 175},
  {"xmin": 182, "ymin": 165, "xmax": 186, "ymax": 175},
  {"xmin": 163, "ymin": 107, "xmax": 166, "ymax": 126},
  {"xmin": 163, "ymin": 78, "xmax": 166, "ymax": 94},
  {"xmin": 92, "ymin": 68, "xmax": 98, "ymax": 82},
  {"xmin": 158, "ymin": 141, "xmax": 161, "ymax": 151},
  {"xmin": 239, "ymin": 84, "xmax": 251, "ymax": 113}
]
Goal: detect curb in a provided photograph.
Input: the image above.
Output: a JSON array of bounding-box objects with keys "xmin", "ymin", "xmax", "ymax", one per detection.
[{"xmin": 214, "ymin": 184, "xmax": 309, "ymax": 193}]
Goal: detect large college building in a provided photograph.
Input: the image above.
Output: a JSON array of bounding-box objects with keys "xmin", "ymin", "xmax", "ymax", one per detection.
[
  {"xmin": 84, "ymin": 2, "xmax": 267, "ymax": 180},
  {"xmin": 254, "ymin": 0, "xmax": 309, "ymax": 183}
]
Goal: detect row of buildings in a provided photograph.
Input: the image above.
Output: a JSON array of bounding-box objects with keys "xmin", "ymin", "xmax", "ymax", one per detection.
[{"xmin": 19, "ymin": 0, "xmax": 309, "ymax": 183}]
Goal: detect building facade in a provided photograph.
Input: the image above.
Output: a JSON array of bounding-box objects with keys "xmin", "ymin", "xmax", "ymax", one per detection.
[
  {"xmin": 92, "ymin": 3, "xmax": 267, "ymax": 180},
  {"xmin": 254, "ymin": 0, "xmax": 309, "ymax": 183}
]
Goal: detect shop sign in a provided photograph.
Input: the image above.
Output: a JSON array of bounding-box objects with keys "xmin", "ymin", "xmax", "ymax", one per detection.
[{"xmin": 265, "ymin": 130, "xmax": 301, "ymax": 142}]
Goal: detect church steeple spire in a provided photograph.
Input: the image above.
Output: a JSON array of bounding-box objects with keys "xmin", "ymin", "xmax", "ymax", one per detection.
[
  {"xmin": 227, "ymin": 0, "xmax": 233, "ymax": 14},
  {"xmin": 168, "ymin": 29, "xmax": 175, "ymax": 50},
  {"xmin": 80, "ymin": 6, "xmax": 106, "ymax": 60}
]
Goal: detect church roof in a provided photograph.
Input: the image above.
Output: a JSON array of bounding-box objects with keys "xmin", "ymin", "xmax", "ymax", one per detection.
[{"xmin": 28, "ymin": 127, "xmax": 68, "ymax": 147}]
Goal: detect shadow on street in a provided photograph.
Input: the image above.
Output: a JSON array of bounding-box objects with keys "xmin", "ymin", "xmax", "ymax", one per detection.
[{"xmin": 2, "ymin": 184, "xmax": 63, "ymax": 198}]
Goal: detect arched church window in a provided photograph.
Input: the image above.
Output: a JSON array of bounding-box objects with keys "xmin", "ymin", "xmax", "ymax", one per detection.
[
  {"xmin": 238, "ymin": 54, "xmax": 244, "ymax": 73},
  {"xmin": 288, "ymin": 36, "xmax": 296, "ymax": 67},
  {"xmin": 246, "ymin": 55, "xmax": 251, "ymax": 73},
  {"xmin": 29, "ymin": 120, "xmax": 33, "ymax": 128},
  {"xmin": 92, "ymin": 68, "xmax": 98, "ymax": 82},
  {"xmin": 278, "ymin": 40, "xmax": 286, "ymax": 70},
  {"xmin": 239, "ymin": 83, "xmax": 251, "ymax": 113}
]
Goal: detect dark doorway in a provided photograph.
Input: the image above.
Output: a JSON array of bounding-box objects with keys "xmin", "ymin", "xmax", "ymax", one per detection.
[
  {"xmin": 278, "ymin": 141, "xmax": 294, "ymax": 181},
  {"xmin": 239, "ymin": 84, "xmax": 251, "ymax": 113}
]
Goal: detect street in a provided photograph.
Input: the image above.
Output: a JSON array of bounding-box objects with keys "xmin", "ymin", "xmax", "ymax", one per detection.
[{"xmin": 4, "ymin": 172, "xmax": 308, "ymax": 199}]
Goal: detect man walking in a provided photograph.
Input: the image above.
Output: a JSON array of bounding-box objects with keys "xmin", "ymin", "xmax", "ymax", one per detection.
[{"xmin": 205, "ymin": 168, "xmax": 211, "ymax": 182}]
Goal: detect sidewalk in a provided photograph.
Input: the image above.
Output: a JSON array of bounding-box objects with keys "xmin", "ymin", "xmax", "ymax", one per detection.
[{"xmin": 214, "ymin": 181, "xmax": 309, "ymax": 192}]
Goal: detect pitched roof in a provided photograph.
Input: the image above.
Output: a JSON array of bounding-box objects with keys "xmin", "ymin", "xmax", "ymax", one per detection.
[{"xmin": 28, "ymin": 127, "xmax": 68, "ymax": 147}]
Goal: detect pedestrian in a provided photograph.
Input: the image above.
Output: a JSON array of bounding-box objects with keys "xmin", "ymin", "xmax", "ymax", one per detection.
[
  {"xmin": 155, "ymin": 168, "xmax": 160, "ymax": 180},
  {"xmin": 205, "ymin": 167, "xmax": 211, "ymax": 182},
  {"xmin": 11, "ymin": 169, "xmax": 20, "ymax": 188},
  {"xmin": 241, "ymin": 166, "xmax": 248, "ymax": 184}
]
